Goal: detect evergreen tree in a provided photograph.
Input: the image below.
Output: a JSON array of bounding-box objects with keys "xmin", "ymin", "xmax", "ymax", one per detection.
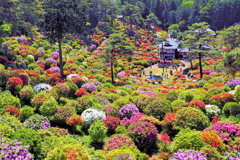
[
  {"xmin": 199, "ymin": 0, "xmax": 216, "ymax": 25},
  {"xmin": 44, "ymin": 0, "xmax": 88, "ymax": 80},
  {"xmin": 188, "ymin": 2, "xmax": 200, "ymax": 25},
  {"xmin": 153, "ymin": 0, "xmax": 164, "ymax": 21},
  {"xmin": 169, "ymin": 11, "xmax": 176, "ymax": 24},
  {"xmin": 162, "ymin": 6, "xmax": 169, "ymax": 29},
  {"xmin": 122, "ymin": 4, "xmax": 140, "ymax": 29},
  {"xmin": 168, "ymin": 0, "xmax": 177, "ymax": 11}
]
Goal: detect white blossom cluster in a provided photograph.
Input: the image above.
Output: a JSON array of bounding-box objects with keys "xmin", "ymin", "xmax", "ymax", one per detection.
[
  {"xmin": 81, "ymin": 108, "xmax": 106, "ymax": 127},
  {"xmin": 33, "ymin": 83, "xmax": 52, "ymax": 93},
  {"xmin": 205, "ymin": 104, "xmax": 220, "ymax": 117},
  {"xmin": 67, "ymin": 74, "xmax": 80, "ymax": 80},
  {"xmin": 81, "ymin": 76, "xmax": 89, "ymax": 82}
]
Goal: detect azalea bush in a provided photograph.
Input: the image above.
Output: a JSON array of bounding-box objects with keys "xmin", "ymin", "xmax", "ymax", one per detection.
[
  {"xmin": 23, "ymin": 114, "xmax": 50, "ymax": 131},
  {"xmin": 128, "ymin": 121, "xmax": 158, "ymax": 152},
  {"xmin": 103, "ymin": 116, "xmax": 120, "ymax": 133},
  {"xmin": 188, "ymin": 100, "xmax": 205, "ymax": 111},
  {"xmin": 88, "ymin": 119, "xmax": 107, "ymax": 143},
  {"xmin": 119, "ymin": 104, "xmax": 139, "ymax": 119}
]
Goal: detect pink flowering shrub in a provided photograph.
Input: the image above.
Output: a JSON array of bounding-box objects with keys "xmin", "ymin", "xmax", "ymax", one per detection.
[
  {"xmin": 204, "ymin": 122, "xmax": 240, "ymax": 151},
  {"xmin": 128, "ymin": 121, "xmax": 158, "ymax": 152},
  {"xmin": 103, "ymin": 134, "xmax": 136, "ymax": 151},
  {"xmin": 120, "ymin": 112, "xmax": 145, "ymax": 127},
  {"xmin": 55, "ymin": 83, "xmax": 70, "ymax": 99}
]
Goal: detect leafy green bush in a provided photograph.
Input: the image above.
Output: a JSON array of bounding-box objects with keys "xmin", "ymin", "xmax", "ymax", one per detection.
[
  {"xmin": 107, "ymin": 148, "xmax": 136, "ymax": 160},
  {"xmin": 144, "ymin": 99, "xmax": 171, "ymax": 121},
  {"xmin": 39, "ymin": 96, "xmax": 58, "ymax": 118},
  {"xmin": 174, "ymin": 107, "xmax": 210, "ymax": 131},
  {"xmin": 178, "ymin": 91, "xmax": 194, "ymax": 102},
  {"xmin": 171, "ymin": 128, "xmax": 205, "ymax": 152},
  {"xmin": 19, "ymin": 105, "xmax": 34, "ymax": 122},
  {"xmin": 0, "ymin": 115, "xmax": 22, "ymax": 131},
  {"xmin": 75, "ymin": 96, "xmax": 97, "ymax": 114},
  {"xmin": 222, "ymin": 102, "xmax": 240, "ymax": 118},
  {"xmin": 115, "ymin": 126, "xmax": 128, "ymax": 134},
  {"xmin": 0, "ymin": 123, "xmax": 15, "ymax": 139},
  {"xmin": 31, "ymin": 91, "xmax": 48, "ymax": 111},
  {"xmin": 171, "ymin": 99, "xmax": 187, "ymax": 112},
  {"xmin": 88, "ymin": 119, "xmax": 107, "ymax": 143},
  {"xmin": 19, "ymin": 85, "xmax": 35, "ymax": 105},
  {"xmin": 0, "ymin": 90, "xmax": 21, "ymax": 110},
  {"xmin": 165, "ymin": 89, "xmax": 179, "ymax": 102},
  {"xmin": 12, "ymin": 128, "xmax": 42, "ymax": 158}
]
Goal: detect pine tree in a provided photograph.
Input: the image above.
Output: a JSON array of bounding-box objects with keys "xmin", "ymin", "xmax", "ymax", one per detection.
[
  {"xmin": 169, "ymin": 11, "xmax": 176, "ymax": 24},
  {"xmin": 153, "ymin": 0, "xmax": 164, "ymax": 21}
]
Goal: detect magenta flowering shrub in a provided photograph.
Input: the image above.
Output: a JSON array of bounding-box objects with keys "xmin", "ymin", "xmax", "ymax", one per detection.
[
  {"xmin": 81, "ymin": 83, "xmax": 97, "ymax": 93},
  {"xmin": 120, "ymin": 112, "xmax": 145, "ymax": 127},
  {"xmin": 119, "ymin": 104, "xmax": 139, "ymax": 119},
  {"xmin": 134, "ymin": 94, "xmax": 160, "ymax": 112},
  {"xmin": 117, "ymin": 71, "xmax": 126, "ymax": 78},
  {"xmin": 103, "ymin": 134, "xmax": 137, "ymax": 151},
  {"xmin": 0, "ymin": 134, "xmax": 33, "ymax": 160},
  {"xmin": 170, "ymin": 149, "xmax": 207, "ymax": 160},
  {"xmin": 128, "ymin": 121, "xmax": 158, "ymax": 151},
  {"xmin": 55, "ymin": 83, "xmax": 70, "ymax": 98},
  {"xmin": 51, "ymin": 107, "xmax": 75, "ymax": 124},
  {"xmin": 23, "ymin": 114, "xmax": 50, "ymax": 131},
  {"xmin": 103, "ymin": 105, "xmax": 120, "ymax": 118},
  {"xmin": 144, "ymin": 92, "xmax": 158, "ymax": 96},
  {"xmin": 204, "ymin": 122, "xmax": 240, "ymax": 150}
]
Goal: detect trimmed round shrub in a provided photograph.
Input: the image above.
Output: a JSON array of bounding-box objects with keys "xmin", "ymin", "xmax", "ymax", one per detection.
[
  {"xmin": 46, "ymin": 144, "xmax": 90, "ymax": 160},
  {"xmin": 134, "ymin": 94, "xmax": 160, "ymax": 112},
  {"xmin": 19, "ymin": 85, "xmax": 35, "ymax": 104},
  {"xmin": 55, "ymin": 83, "xmax": 70, "ymax": 99},
  {"xmin": 81, "ymin": 108, "xmax": 106, "ymax": 128},
  {"xmin": 115, "ymin": 126, "xmax": 128, "ymax": 134},
  {"xmin": 128, "ymin": 121, "xmax": 158, "ymax": 152},
  {"xmin": 65, "ymin": 81, "xmax": 78, "ymax": 98},
  {"xmin": 12, "ymin": 128, "xmax": 42, "ymax": 158},
  {"xmin": 88, "ymin": 119, "xmax": 107, "ymax": 143},
  {"xmin": 144, "ymin": 99, "xmax": 171, "ymax": 121},
  {"xmin": 23, "ymin": 114, "xmax": 50, "ymax": 130},
  {"xmin": 222, "ymin": 102, "xmax": 240, "ymax": 118},
  {"xmin": 174, "ymin": 107, "xmax": 210, "ymax": 131},
  {"xmin": 205, "ymin": 105, "xmax": 220, "ymax": 118},
  {"xmin": 76, "ymin": 96, "xmax": 97, "ymax": 114},
  {"xmin": 39, "ymin": 96, "xmax": 58, "ymax": 118},
  {"xmin": 188, "ymin": 100, "xmax": 205, "ymax": 111},
  {"xmin": 81, "ymin": 82, "xmax": 97, "ymax": 93},
  {"xmin": 107, "ymin": 149, "xmax": 136, "ymax": 160},
  {"xmin": 103, "ymin": 134, "xmax": 136, "ymax": 151},
  {"xmin": 19, "ymin": 106, "xmax": 34, "ymax": 122},
  {"xmin": 51, "ymin": 106, "xmax": 76, "ymax": 124},
  {"xmin": 161, "ymin": 113, "xmax": 177, "ymax": 135},
  {"xmin": 0, "ymin": 115, "xmax": 22, "ymax": 131},
  {"xmin": 209, "ymin": 95, "xmax": 224, "ymax": 109},
  {"xmin": 171, "ymin": 99, "xmax": 188, "ymax": 112},
  {"xmin": 222, "ymin": 93, "xmax": 236, "ymax": 103},
  {"xmin": 119, "ymin": 104, "xmax": 139, "ymax": 119},
  {"xmin": 171, "ymin": 128, "xmax": 205, "ymax": 152},
  {"xmin": 178, "ymin": 90, "xmax": 194, "ymax": 102},
  {"xmin": 31, "ymin": 91, "xmax": 48, "ymax": 111},
  {"xmin": 165, "ymin": 89, "xmax": 179, "ymax": 102}
]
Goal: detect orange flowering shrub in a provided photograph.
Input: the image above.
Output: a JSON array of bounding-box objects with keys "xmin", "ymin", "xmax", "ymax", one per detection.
[
  {"xmin": 67, "ymin": 115, "xmax": 83, "ymax": 126},
  {"xmin": 201, "ymin": 131, "xmax": 226, "ymax": 153},
  {"xmin": 47, "ymin": 144, "xmax": 90, "ymax": 160}
]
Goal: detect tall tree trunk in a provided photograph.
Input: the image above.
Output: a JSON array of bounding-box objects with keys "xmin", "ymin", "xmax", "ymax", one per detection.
[
  {"xmin": 58, "ymin": 34, "xmax": 64, "ymax": 80},
  {"xmin": 190, "ymin": 59, "xmax": 193, "ymax": 70},
  {"xmin": 130, "ymin": 16, "xmax": 132, "ymax": 29},
  {"xmin": 199, "ymin": 52, "xmax": 203, "ymax": 79},
  {"xmin": 111, "ymin": 56, "xmax": 114, "ymax": 84}
]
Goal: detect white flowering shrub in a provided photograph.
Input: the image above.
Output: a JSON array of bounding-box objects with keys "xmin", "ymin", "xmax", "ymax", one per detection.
[
  {"xmin": 33, "ymin": 83, "xmax": 52, "ymax": 93},
  {"xmin": 81, "ymin": 76, "xmax": 89, "ymax": 82},
  {"xmin": 205, "ymin": 104, "xmax": 220, "ymax": 118},
  {"xmin": 67, "ymin": 74, "xmax": 79, "ymax": 80},
  {"xmin": 81, "ymin": 108, "xmax": 106, "ymax": 128}
]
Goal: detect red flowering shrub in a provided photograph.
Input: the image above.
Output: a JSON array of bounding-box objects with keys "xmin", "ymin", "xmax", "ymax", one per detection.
[
  {"xmin": 103, "ymin": 134, "xmax": 136, "ymax": 151},
  {"xmin": 75, "ymin": 88, "xmax": 88, "ymax": 97},
  {"xmin": 66, "ymin": 115, "xmax": 83, "ymax": 126},
  {"xmin": 6, "ymin": 77, "xmax": 23, "ymax": 89},
  {"xmin": 212, "ymin": 115, "xmax": 222, "ymax": 125},
  {"xmin": 109, "ymin": 89, "xmax": 117, "ymax": 93},
  {"xmin": 209, "ymin": 95, "xmax": 224, "ymax": 109},
  {"xmin": 222, "ymin": 93, "xmax": 236, "ymax": 103},
  {"xmin": 31, "ymin": 92, "xmax": 48, "ymax": 111},
  {"xmin": 103, "ymin": 116, "xmax": 120, "ymax": 132},
  {"xmin": 186, "ymin": 83, "xmax": 199, "ymax": 89},
  {"xmin": 189, "ymin": 100, "xmax": 206, "ymax": 111},
  {"xmin": 161, "ymin": 113, "xmax": 176, "ymax": 135},
  {"xmin": 73, "ymin": 77, "xmax": 84, "ymax": 88},
  {"xmin": 161, "ymin": 89, "xmax": 169, "ymax": 93},
  {"xmin": 19, "ymin": 75, "xmax": 28, "ymax": 86},
  {"xmin": 6, "ymin": 105, "xmax": 21, "ymax": 117}
]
